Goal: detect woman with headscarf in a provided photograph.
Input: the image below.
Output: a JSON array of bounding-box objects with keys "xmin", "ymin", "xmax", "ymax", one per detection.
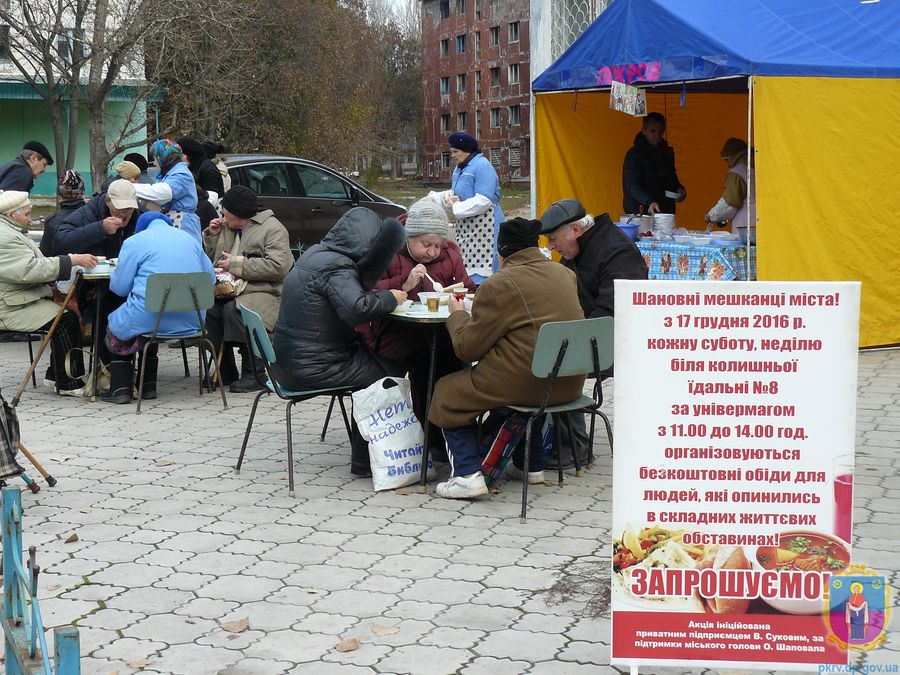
[
  {"xmin": 41, "ymin": 170, "xmax": 86, "ymax": 257},
  {"xmin": 134, "ymin": 139, "xmax": 202, "ymax": 243},
  {"xmin": 705, "ymin": 138, "xmax": 755, "ymax": 237},
  {"xmin": 434, "ymin": 132, "xmax": 504, "ymax": 279},
  {"xmin": 0, "ymin": 190, "xmax": 96, "ymax": 396}
]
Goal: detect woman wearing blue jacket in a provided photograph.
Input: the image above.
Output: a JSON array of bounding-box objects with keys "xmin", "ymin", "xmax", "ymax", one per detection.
[
  {"xmin": 134, "ymin": 139, "xmax": 202, "ymax": 243},
  {"xmin": 443, "ymin": 132, "xmax": 504, "ymax": 279}
]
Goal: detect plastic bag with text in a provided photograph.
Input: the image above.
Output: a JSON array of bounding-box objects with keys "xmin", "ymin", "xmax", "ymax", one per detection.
[{"xmin": 352, "ymin": 377, "xmax": 435, "ymax": 491}]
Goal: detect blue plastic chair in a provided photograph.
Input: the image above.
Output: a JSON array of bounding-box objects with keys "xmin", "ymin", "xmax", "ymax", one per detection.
[
  {"xmin": 506, "ymin": 316, "xmax": 614, "ymax": 522},
  {"xmin": 235, "ymin": 306, "xmax": 357, "ymax": 497},
  {"xmin": 137, "ymin": 272, "xmax": 227, "ymax": 413}
]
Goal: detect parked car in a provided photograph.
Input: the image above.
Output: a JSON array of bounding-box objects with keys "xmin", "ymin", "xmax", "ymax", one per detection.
[{"xmin": 223, "ymin": 155, "xmax": 406, "ymax": 250}]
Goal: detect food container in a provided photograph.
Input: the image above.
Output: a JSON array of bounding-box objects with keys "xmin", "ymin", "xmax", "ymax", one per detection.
[
  {"xmin": 672, "ymin": 235, "xmax": 692, "ymax": 244},
  {"xmin": 620, "ymin": 214, "xmax": 654, "ymax": 235},
  {"xmin": 616, "ymin": 223, "xmax": 639, "ymax": 241},
  {"xmin": 736, "ymin": 225, "xmax": 756, "ymax": 244}
]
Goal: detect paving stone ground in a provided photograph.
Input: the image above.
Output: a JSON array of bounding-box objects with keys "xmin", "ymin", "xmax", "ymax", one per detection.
[{"xmin": 0, "ymin": 343, "xmax": 896, "ymax": 674}]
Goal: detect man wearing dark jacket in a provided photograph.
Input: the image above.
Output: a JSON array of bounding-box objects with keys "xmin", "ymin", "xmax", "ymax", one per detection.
[
  {"xmin": 177, "ymin": 136, "xmax": 224, "ymax": 196},
  {"xmin": 540, "ymin": 198, "xmax": 648, "ymax": 467},
  {"xmin": 622, "ymin": 112, "xmax": 685, "ymax": 215},
  {"xmin": 41, "ymin": 171, "xmax": 86, "ymax": 257},
  {"xmin": 273, "ymin": 207, "xmax": 407, "ymax": 477},
  {"xmin": 0, "ymin": 141, "xmax": 53, "ymax": 192}
]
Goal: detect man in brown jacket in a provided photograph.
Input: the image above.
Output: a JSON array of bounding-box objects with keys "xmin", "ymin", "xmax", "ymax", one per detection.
[
  {"xmin": 203, "ymin": 186, "xmax": 294, "ymax": 392},
  {"xmin": 429, "ymin": 217, "xmax": 586, "ymax": 499}
]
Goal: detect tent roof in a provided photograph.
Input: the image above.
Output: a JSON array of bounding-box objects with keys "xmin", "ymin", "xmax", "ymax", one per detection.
[{"xmin": 532, "ymin": 0, "xmax": 900, "ymax": 92}]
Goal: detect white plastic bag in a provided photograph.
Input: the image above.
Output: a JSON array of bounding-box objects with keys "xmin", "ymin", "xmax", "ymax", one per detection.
[{"xmin": 352, "ymin": 377, "xmax": 435, "ymax": 491}]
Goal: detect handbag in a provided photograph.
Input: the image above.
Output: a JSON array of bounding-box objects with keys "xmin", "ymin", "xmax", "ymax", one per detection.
[
  {"xmin": 352, "ymin": 377, "xmax": 435, "ymax": 491},
  {"xmin": 66, "ymin": 347, "xmax": 110, "ymax": 395},
  {"xmin": 0, "ymin": 390, "xmax": 24, "ymax": 480},
  {"xmin": 214, "ymin": 270, "xmax": 248, "ymax": 299}
]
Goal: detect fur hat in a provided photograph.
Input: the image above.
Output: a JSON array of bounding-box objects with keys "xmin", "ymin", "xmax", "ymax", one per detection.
[
  {"xmin": 539, "ymin": 198, "xmax": 586, "ymax": 234},
  {"xmin": 115, "ymin": 160, "xmax": 141, "ymax": 181},
  {"xmin": 123, "ymin": 153, "xmax": 149, "ymax": 172},
  {"xmin": 203, "ymin": 141, "xmax": 228, "ymax": 159},
  {"xmin": 448, "ymin": 132, "xmax": 478, "ymax": 153},
  {"xmin": 58, "ymin": 170, "xmax": 85, "ymax": 199},
  {"xmin": 0, "ymin": 190, "xmax": 31, "ymax": 215},
  {"xmin": 23, "ymin": 140, "xmax": 53, "ymax": 165},
  {"xmin": 498, "ymin": 217, "xmax": 541, "ymax": 258},
  {"xmin": 222, "ymin": 186, "xmax": 258, "ymax": 219},
  {"xmin": 405, "ymin": 199, "xmax": 449, "ymax": 239}
]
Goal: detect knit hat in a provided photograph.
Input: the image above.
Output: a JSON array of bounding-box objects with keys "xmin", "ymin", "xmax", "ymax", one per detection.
[
  {"xmin": 404, "ymin": 199, "xmax": 450, "ymax": 239},
  {"xmin": 448, "ymin": 132, "xmax": 478, "ymax": 153},
  {"xmin": 222, "ymin": 185, "xmax": 258, "ymax": 219},
  {"xmin": 497, "ymin": 217, "xmax": 541, "ymax": 258},
  {"xmin": 0, "ymin": 190, "xmax": 31, "ymax": 215},
  {"xmin": 115, "ymin": 160, "xmax": 141, "ymax": 181},
  {"xmin": 58, "ymin": 170, "xmax": 85, "ymax": 199},
  {"xmin": 23, "ymin": 140, "xmax": 53, "ymax": 165},
  {"xmin": 105, "ymin": 179, "xmax": 138, "ymax": 210},
  {"xmin": 203, "ymin": 141, "xmax": 227, "ymax": 159},
  {"xmin": 123, "ymin": 153, "xmax": 149, "ymax": 172},
  {"xmin": 135, "ymin": 211, "xmax": 173, "ymax": 234},
  {"xmin": 539, "ymin": 198, "xmax": 586, "ymax": 234},
  {"xmin": 176, "ymin": 137, "xmax": 206, "ymax": 158},
  {"xmin": 720, "ymin": 138, "xmax": 748, "ymax": 161}
]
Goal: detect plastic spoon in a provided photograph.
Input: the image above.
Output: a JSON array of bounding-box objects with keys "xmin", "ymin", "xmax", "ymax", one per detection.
[{"xmin": 423, "ymin": 272, "xmax": 444, "ymax": 293}]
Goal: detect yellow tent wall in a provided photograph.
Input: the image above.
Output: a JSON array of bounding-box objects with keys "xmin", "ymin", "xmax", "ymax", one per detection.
[
  {"xmin": 534, "ymin": 80, "xmax": 900, "ymax": 347},
  {"xmin": 754, "ymin": 76, "xmax": 900, "ymax": 348}
]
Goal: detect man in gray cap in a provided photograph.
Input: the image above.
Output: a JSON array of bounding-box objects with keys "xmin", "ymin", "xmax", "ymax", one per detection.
[
  {"xmin": 539, "ymin": 198, "xmax": 648, "ymax": 467},
  {"xmin": 0, "ymin": 141, "xmax": 54, "ymax": 192}
]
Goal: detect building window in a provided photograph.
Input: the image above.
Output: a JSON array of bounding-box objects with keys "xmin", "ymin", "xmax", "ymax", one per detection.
[
  {"xmin": 455, "ymin": 0, "xmax": 465, "ymax": 14},
  {"xmin": 475, "ymin": 70, "xmax": 481, "ymax": 99},
  {"xmin": 0, "ymin": 26, "xmax": 10, "ymax": 61},
  {"xmin": 457, "ymin": 112, "xmax": 467, "ymax": 130},
  {"xmin": 456, "ymin": 34, "xmax": 467, "ymax": 54},
  {"xmin": 475, "ymin": 109, "xmax": 482, "ymax": 137},
  {"xmin": 508, "ymin": 104, "xmax": 521, "ymax": 125},
  {"xmin": 489, "ymin": 148, "xmax": 501, "ymax": 166},
  {"xmin": 490, "ymin": 108, "xmax": 501, "ymax": 128},
  {"xmin": 456, "ymin": 73, "xmax": 467, "ymax": 94},
  {"xmin": 509, "ymin": 147, "xmax": 521, "ymax": 167},
  {"xmin": 488, "ymin": 26, "xmax": 500, "ymax": 47},
  {"xmin": 439, "ymin": 1, "xmax": 450, "ymax": 20},
  {"xmin": 508, "ymin": 63, "xmax": 520, "ymax": 85},
  {"xmin": 508, "ymin": 21, "xmax": 520, "ymax": 43},
  {"xmin": 474, "ymin": 0, "xmax": 481, "ymax": 19},
  {"xmin": 474, "ymin": 31, "xmax": 481, "ymax": 60},
  {"xmin": 57, "ymin": 28, "xmax": 86, "ymax": 64},
  {"xmin": 440, "ymin": 114, "xmax": 451, "ymax": 133},
  {"xmin": 440, "ymin": 39, "xmax": 449, "ymax": 58},
  {"xmin": 441, "ymin": 152, "xmax": 452, "ymax": 170},
  {"xmin": 440, "ymin": 77, "xmax": 450, "ymax": 95},
  {"xmin": 490, "ymin": 67, "xmax": 501, "ymax": 87}
]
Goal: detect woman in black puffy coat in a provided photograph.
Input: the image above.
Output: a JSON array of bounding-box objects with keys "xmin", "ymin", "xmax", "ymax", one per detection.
[{"xmin": 273, "ymin": 208, "xmax": 407, "ymax": 476}]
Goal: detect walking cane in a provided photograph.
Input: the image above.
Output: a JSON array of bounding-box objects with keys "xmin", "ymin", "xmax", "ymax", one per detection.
[
  {"xmin": 18, "ymin": 442, "xmax": 57, "ymax": 487},
  {"xmin": 11, "ymin": 271, "xmax": 82, "ymax": 408}
]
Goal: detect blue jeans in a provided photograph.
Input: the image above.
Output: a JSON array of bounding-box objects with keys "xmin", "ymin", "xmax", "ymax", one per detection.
[{"xmin": 442, "ymin": 412, "xmax": 546, "ymax": 477}]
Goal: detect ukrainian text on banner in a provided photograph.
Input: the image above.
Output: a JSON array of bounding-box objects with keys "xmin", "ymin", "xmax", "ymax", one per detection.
[{"xmin": 611, "ymin": 280, "xmax": 860, "ymax": 670}]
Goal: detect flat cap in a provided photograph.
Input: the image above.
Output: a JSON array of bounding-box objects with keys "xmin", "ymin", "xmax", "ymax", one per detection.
[
  {"xmin": 23, "ymin": 140, "xmax": 53, "ymax": 165},
  {"xmin": 539, "ymin": 198, "xmax": 586, "ymax": 234}
]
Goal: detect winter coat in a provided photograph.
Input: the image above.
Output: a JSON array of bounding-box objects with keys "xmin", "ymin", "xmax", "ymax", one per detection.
[
  {"xmin": 189, "ymin": 157, "xmax": 225, "ymax": 196},
  {"xmin": 272, "ymin": 208, "xmax": 406, "ymax": 392},
  {"xmin": 54, "ymin": 193, "xmax": 139, "ymax": 258},
  {"xmin": 107, "ymin": 219, "xmax": 216, "ymax": 340},
  {"xmin": 0, "ymin": 157, "xmax": 35, "ymax": 192},
  {"xmin": 622, "ymin": 132, "xmax": 684, "ymax": 215},
  {"xmin": 360, "ymin": 241, "xmax": 475, "ymax": 363},
  {"xmin": 202, "ymin": 209, "xmax": 293, "ymax": 332},
  {"xmin": 0, "ymin": 213, "xmax": 74, "ymax": 332},
  {"xmin": 428, "ymin": 248, "xmax": 586, "ymax": 429},
  {"xmin": 562, "ymin": 214, "xmax": 649, "ymax": 318},
  {"xmin": 134, "ymin": 162, "xmax": 201, "ymax": 243},
  {"xmin": 40, "ymin": 198, "xmax": 86, "ymax": 256}
]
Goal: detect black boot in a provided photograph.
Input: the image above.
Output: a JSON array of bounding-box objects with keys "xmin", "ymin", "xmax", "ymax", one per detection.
[
  {"xmin": 350, "ymin": 423, "xmax": 372, "ymax": 478},
  {"xmin": 229, "ymin": 346, "xmax": 266, "ymax": 393},
  {"xmin": 138, "ymin": 352, "xmax": 158, "ymax": 400},
  {"xmin": 101, "ymin": 360, "xmax": 133, "ymax": 404}
]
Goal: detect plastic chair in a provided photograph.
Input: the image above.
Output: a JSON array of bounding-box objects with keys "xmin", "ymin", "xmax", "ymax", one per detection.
[
  {"xmin": 136, "ymin": 272, "xmax": 227, "ymax": 414},
  {"xmin": 507, "ymin": 316, "xmax": 613, "ymax": 522},
  {"xmin": 235, "ymin": 306, "xmax": 357, "ymax": 497}
]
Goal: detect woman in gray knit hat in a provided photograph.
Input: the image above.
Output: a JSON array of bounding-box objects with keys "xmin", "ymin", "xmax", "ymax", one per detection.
[{"xmin": 359, "ymin": 198, "xmax": 476, "ymax": 460}]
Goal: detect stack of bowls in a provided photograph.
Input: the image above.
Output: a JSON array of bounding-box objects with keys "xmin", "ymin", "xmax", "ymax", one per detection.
[{"xmin": 652, "ymin": 213, "xmax": 676, "ymax": 239}]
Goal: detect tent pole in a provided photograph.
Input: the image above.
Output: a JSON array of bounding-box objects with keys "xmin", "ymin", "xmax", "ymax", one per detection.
[
  {"xmin": 746, "ymin": 75, "xmax": 754, "ymax": 281},
  {"xmin": 530, "ymin": 90, "xmax": 536, "ymax": 218}
]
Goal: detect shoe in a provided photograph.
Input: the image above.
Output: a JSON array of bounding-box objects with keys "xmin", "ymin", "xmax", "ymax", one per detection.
[
  {"xmin": 230, "ymin": 347, "xmax": 265, "ymax": 393},
  {"xmin": 435, "ymin": 472, "xmax": 489, "ymax": 499},
  {"xmin": 137, "ymin": 353, "xmax": 158, "ymax": 400},
  {"xmin": 101, "ymin": 361, "xmax": 133, "ymax": 404},
  {"xmin": 57, "ymin": 383, "xmax": 85, "ymax": 397},
  {"xmin": 229, "ymin": 373, "xmax": 265, "ymax": 393},
  {"xmin": 43, "ymin": 378, "xmax": 55, "ymax": 389},
  {"xmin": 351, "ymin": 463, "xmax": 372, "ymax": 478},
  {"xmin": 505, "ymin": 463, "xmax": 545, "ymax": 484}
]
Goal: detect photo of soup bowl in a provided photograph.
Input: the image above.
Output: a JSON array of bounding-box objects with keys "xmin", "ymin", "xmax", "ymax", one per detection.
[{"xmin": 749, "ymin": 529, "xmax": 851, "ymax": 615}]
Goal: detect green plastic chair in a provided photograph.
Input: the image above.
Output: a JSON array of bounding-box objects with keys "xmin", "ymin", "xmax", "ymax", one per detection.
[
  {"xmin": 507, "ymin": 316, "xmax": 614, "ymax": 522},
  {"xmin": 235, "ymin": 306, "xmax": 357, "ymax": 497},
  {"xmin": 137, "ymin": 272, "xmax": 227, "ymax": 414}
]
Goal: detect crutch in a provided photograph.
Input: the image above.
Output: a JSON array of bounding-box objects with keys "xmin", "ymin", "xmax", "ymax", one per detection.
[
  {"xmin": 18, "ymin": 442, "xmax": 57, "ymax": 487},
  {"xmin": 11, "ymin": 271, "xmax": 82, "ymax": 408}
]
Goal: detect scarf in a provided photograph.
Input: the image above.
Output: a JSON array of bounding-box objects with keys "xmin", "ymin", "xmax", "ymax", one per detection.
[{"xmin": 151, "ymin": 139, "xmax": 183, "ymax": 177}]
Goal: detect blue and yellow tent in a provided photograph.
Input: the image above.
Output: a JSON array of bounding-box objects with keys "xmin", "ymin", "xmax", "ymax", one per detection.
[{"xmin": 532, "ymin": 0, "xmax": 900, "ymax": 347}]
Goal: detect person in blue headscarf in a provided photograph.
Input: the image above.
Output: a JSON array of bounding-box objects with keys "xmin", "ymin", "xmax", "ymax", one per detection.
[
  {"xmin": 439, "ymin": 132, "xmax": 504, "ymax": 279},
  {"xmin": 133, "ymin": 139, "xmax": 202, "ymax": 243}
]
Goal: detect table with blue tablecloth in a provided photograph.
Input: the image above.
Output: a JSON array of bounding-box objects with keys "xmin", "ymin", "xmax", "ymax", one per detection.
[{"xmin": 636, "ymin": 240, "xmax": 756, "ymax": 281}]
